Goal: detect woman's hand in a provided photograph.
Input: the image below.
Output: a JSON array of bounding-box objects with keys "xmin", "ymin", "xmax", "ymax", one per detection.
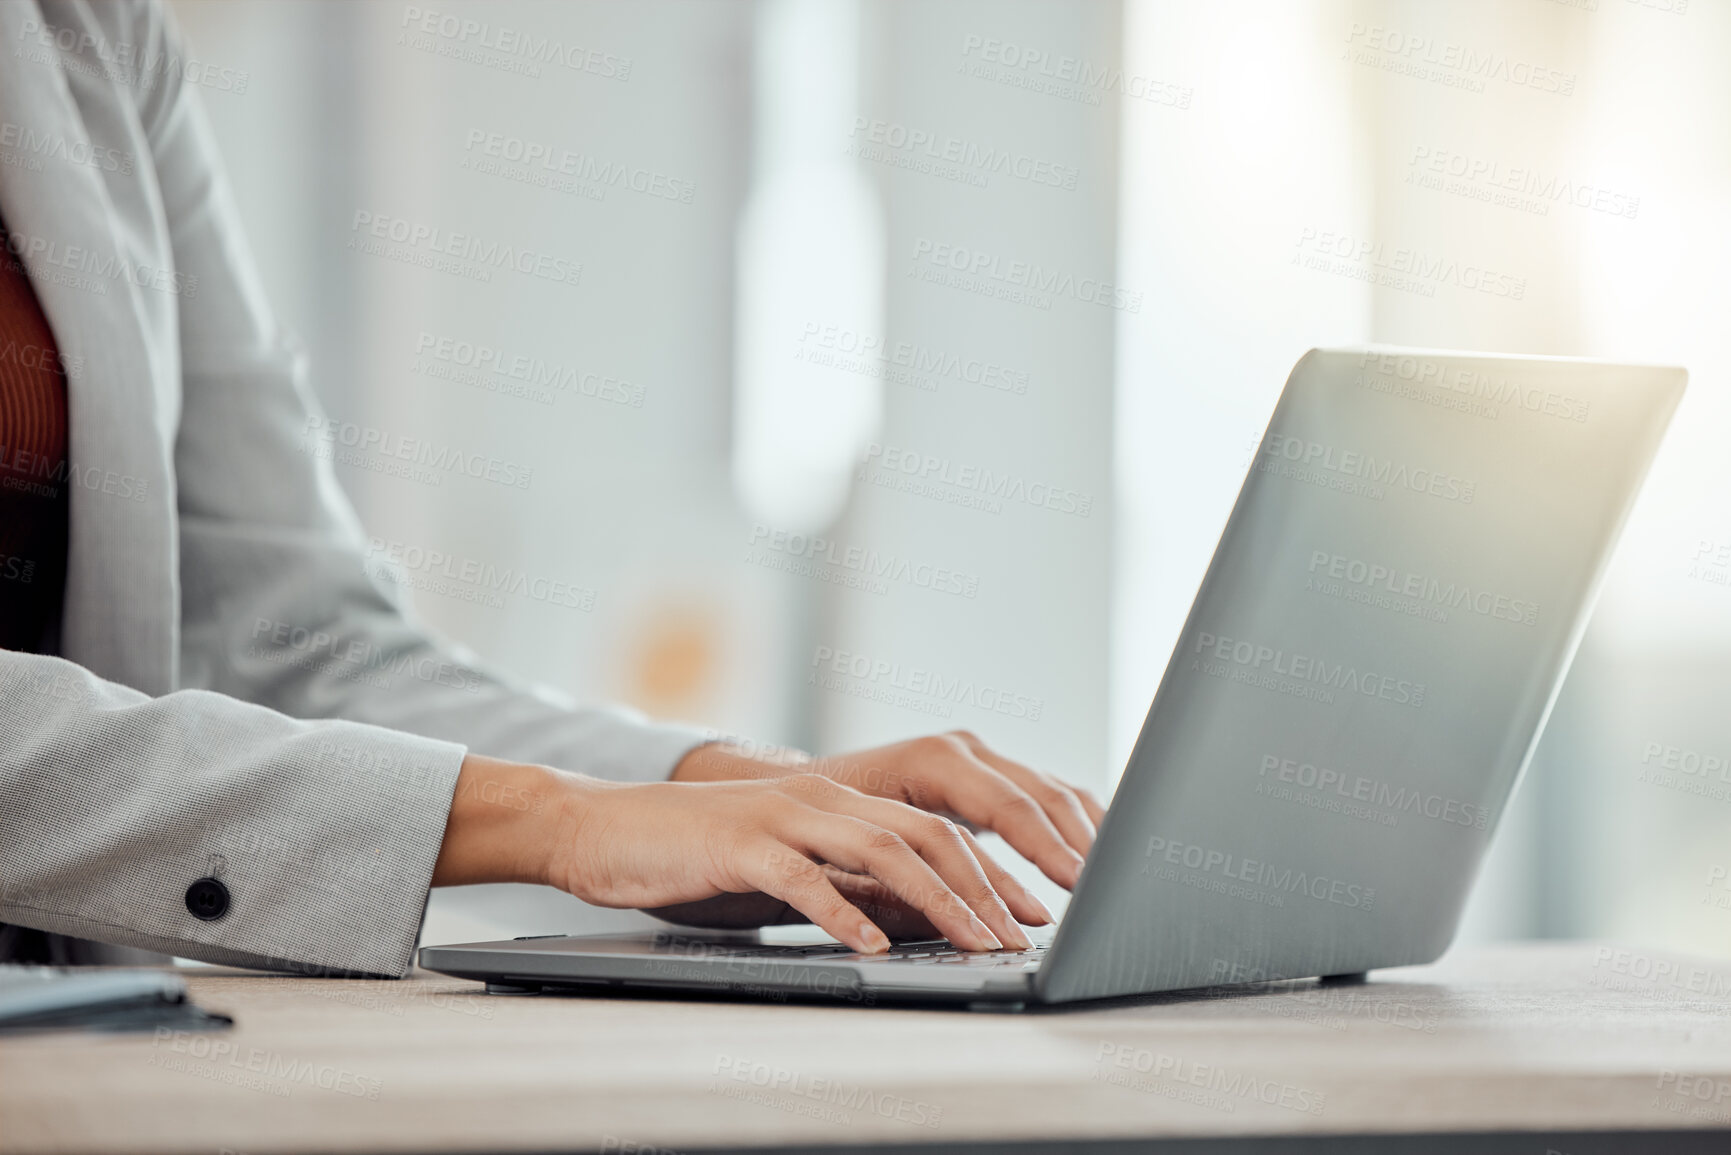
[
  {"xmin": 432, "ymin": 753, "xmax": 1049, "ymax": 954},
  {"xmin": 642, "ymin": 874, "xmax": 958, "ymax": 942},
  {"xmin": 673, "ymin": 731, "xmax": 1107, "ymax": 889}
]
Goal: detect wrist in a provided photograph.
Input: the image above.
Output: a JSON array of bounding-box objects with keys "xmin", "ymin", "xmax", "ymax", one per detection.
[{"xmin": 432, "ymin": 754, "xmax": 570, "ymax": 888}]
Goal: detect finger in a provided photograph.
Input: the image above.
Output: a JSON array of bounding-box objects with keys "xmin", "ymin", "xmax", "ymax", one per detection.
[
  {"xmin": 1075, "ymin": 786, "xmax": 1108, "ymax": 826},
  {"xmin": 963, "ymin": 739, "xmax": 1098, "ymax": 858},
  {"xmin": 741, "ymin": 843, "xmax": 891, "ymax": 954},
  {"xmin": 776, "ymin": 774, "xmax": 1022, "ymax": 946},
  {"xmin": 826, "ymin": 869, "xmax": 942, "ymax": 941},
  {"xmin": 917, "ymin": 747, "xmax": 1084, "ymax": 889},
  {"xmin": 958, "ymin": 827, "xmax": 1055, "ymax": 928},
  {"xmin": 774, "ymin": 807, "xmax": 1002, "ymax": 951},
  {"xmin": 823, "ymin": 791, "xmax": 1032, "ymax": 949}
]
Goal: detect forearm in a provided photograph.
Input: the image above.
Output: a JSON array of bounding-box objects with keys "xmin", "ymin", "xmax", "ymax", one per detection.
[
  {"xmin": 429, "ymin": 747, "xmax": 797, "ymax": 889},
  {"xmin": 670, "ymin": 741, "xmax": 924, "ymax": 805},
  {"xmin": 669, "ymin": 740, "xmax": 812, "ymax": 784}
]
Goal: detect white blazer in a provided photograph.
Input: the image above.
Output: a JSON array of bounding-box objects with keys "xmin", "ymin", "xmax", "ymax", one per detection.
[{"xmin": 0, "ymin": 0, "xmax": 704, "ymax": 977}]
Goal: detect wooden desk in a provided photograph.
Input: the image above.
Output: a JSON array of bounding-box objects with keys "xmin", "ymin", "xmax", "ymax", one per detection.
[{"xmin": 2, "ymin": 943, "xmax": 1728, "ymax": 1155}]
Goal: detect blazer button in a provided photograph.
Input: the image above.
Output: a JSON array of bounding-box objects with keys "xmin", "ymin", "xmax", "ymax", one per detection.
[{"xmin": 185, "ymin": 877, "xmax": 231, "ymax": 921}]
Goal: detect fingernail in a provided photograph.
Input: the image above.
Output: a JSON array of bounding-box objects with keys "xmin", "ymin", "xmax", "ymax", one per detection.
[
  {"xmin": 1000, "ymin": 922, "xmax": 1033, "ymax": 950},
  {"xmin": 1030, "ymin": 895, "xmax": 1056, "ymax": 924},
  {"xmin": 860, "ymin": 922, "xmax": 890, "ymax": 953},
  {"xmin": 972, "ymin": 918, "xmax": 1002, "ymax": 951}
]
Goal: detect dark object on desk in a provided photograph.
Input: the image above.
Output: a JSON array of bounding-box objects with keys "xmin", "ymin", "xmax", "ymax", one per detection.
[
  {"xmin": 0, "ymin": 965, "xmax": 233, "ymax": 1035},
  {"xmin": 0, "ymin": 922, "xmax": 172, "ymax": 965}
]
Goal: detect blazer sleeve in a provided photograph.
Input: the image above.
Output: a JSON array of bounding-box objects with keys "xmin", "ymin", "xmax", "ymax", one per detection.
[
  {"xmin": 141, "ymin": 3, "xmax": 710, "ymax": 783},
  {"xmin": 0, "ymin": 647, "xmax": 468, "ymax": 977}
]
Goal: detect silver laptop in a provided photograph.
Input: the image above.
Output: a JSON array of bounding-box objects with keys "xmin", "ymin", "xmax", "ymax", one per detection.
[{"xmin": 421, "ymin": 347, "xmax": 1685, "ymax": 1010}]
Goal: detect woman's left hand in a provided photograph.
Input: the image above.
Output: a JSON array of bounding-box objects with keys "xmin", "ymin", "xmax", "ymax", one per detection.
[{"xmin": 673, "ymin": 731, "xmax": 1107, "ymax": 891}]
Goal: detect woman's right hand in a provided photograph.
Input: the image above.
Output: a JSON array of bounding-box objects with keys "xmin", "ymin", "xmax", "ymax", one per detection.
[{"xmin": 433, "ymin": 754, "xmax": 1046, "ymax": 954}]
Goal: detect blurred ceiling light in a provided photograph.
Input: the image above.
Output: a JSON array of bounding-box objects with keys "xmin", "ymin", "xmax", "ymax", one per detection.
[{"xmin": 732, "ymin": 0, "xmax": 885, "ymax": 534}]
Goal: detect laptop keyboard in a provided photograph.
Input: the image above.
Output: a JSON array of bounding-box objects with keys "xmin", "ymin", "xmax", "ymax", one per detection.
[{"xmin": 722, "ymin": 939, "xmax": 1046, "ymax": 968}]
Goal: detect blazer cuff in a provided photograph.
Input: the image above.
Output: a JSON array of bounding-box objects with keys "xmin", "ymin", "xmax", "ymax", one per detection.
[
  {"xmin": 68, "ymin": 726, "xmax": 464, "ymax": 979},
  {"xmin": 223, "ymin": 728, "xmax": 468, "ymax": 977}
]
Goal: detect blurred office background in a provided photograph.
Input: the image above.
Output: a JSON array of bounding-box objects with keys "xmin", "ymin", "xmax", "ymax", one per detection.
[{"xmin": 170, "ymin": 0, "xmax": 1730, "ymax": 958}]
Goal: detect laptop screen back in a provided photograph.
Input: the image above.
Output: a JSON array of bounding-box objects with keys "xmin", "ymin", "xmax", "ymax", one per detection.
[{"xmin": 1039, "ymin": 348, "xmax": 1685, "ymax": 1002}]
